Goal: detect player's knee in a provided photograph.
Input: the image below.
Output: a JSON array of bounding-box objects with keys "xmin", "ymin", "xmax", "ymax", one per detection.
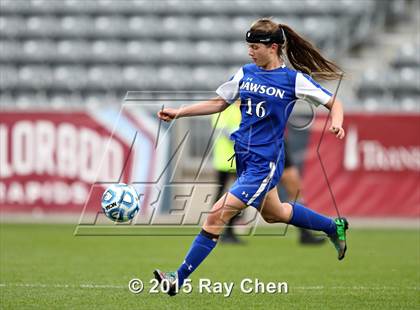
[
  {"xmin": 264, "ymin": 217, "xmax": 279, "ymax": 224},
  {"xmin": 260, "ymin": 213, "xmax": 280, "ymax": 224},
  {"xmin": 205, "ymin": 212, "xmax": 223, "ymax": 227}
]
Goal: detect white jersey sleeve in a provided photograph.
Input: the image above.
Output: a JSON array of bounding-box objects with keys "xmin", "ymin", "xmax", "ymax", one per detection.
[
  {"xmin": 295, "ymin": 72, "xmax": 333, "ymax": 107},
  {"xmin": 216, "ymin": 67, "xmax": 244, "ymax": 104}
]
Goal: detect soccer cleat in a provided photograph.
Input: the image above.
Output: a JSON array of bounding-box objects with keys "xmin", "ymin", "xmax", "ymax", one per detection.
[
  {"xmin": 328, "ymin": 218, "xmax": 349, "ymax": 260},
  {"xmin": 153, "ymin": 269, "xmax": 179, "ymax": 296}
]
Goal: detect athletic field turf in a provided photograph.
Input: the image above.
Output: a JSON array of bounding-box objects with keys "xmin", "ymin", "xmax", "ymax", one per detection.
[{"xmin": 0, "ymin": 224, "xmax": 418, "ymax": 309}]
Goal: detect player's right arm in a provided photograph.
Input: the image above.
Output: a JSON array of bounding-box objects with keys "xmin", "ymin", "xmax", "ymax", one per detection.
[
  {"xmin": 157, "ymin": 67, "xmax": 243, "ymax": 122},
  {"xmin": 157, "ymin": 97, "xmax": 229, "ymax": 122}
]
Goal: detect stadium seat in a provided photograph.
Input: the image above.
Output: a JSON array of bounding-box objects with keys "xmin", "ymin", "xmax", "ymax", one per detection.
[
  {"xmin": 127, "ymin": 0, "xmax": 163, "ymax": 15},
  {"xmin": 62, "ymin": 0, "xmax": 103, "ymax": 14},
  {"xmin": 91, "ymin": 40, "xmax": 128, "ymax": 63},
  {"xmin": 188, "ymin": 0, "xmax": 230, "ymax": 14},
  {"xmin": 191, "ymin": 66, "xmax": 231, "ymax": 90},
  {"xmin": 94, "ymin": 0, "xmax": 134, "ymax": 14},
  {"xmin": 229, "ymin": 41, "xmax": 252, "ymax": 63},
  {"xmin": 0, "ymin": 65, "xmax": 19, "ymax": 90},
  {"xmin": 164, "ymin": 0, "xmax": 200, "ymax": 14},
  {"xmin": 193, "ymin": 17, "xmax": 234, "ymax": 39},
  {"xmin": 50, "ymin": 92, "xmax": 84, "ymax": 108},
  {"xmin": 94, "ymin": 16, "xmax": 127, "ymax": 38},
  {"xmin": 0, "ymin": 16, "xmax": 28, "ymax": 38},
  {"xmin": 157, "ymin": 66, "xmax": 194, "ymax": 90},
  {"xmin": 60, "ymin": 15, "xmax": 95, "ymax": 38},
  {"xmin": 13, "ymin": 92, "xmax": 48, "ymax": 107},
  {"xmin": 125, "ymin": 40, "xmax": 162, "ymax": 63},
  {"xmin": 18, "ymin": 65, "xmax": 53, "ymax": 89},
  {"xmin": 303, "ymin": 17, "xmax": 337, "ymax": 41},
  {"xmin": 162, "ymin": 16, "xmax": 196, "ymax": 39},
  {"xmin": 160, "ymin": 40, "xmax": 196, "ymax": 64},
  {"xmin": 49, "ymin": 93, "xmax": 69, "ymax": 107},
  {"xmin": 54, "ymin": 65, "xmax": 89, "ymax": 90},
  {"xmin": 400, "ymin": 96, "xmax": 419, "ymax": 111},
  {"xmin": 194, "ymin": 40, "xmax": 228, "ymax": 64},
  {"xmin": 22, "ymin": 40, "xmax": 58, "ymax": 62},
  {"xmin": 0, "ymin": 0, "xmax": 411, "ymax": 107},
  {"xmin": 393, "ymin": 43, "xmax": 420, "ymax": 68},
  {"xmin": 15, "ymin": 93, "xmax": 38, "ymax": 107},
  {"xmin": 231, "ymin": 16, "xmax": 254, "ymax": 37},
  {"xmin": 29, "ymin": 0, "xmax": 66, "ymax": 14},
  {"xmin": 122, "ymin": 65, "xmax": 159, "ymax": 90},
  {"xmin": 0, "ymin": 0, "xmax": 33, "ymax": 14},
  {"xmin": 358, "ymin": 69, "xmax": 389, "ymax": 98},
  {"xmin": 0, "ymin": 91, "xmax": 14, "ymax": 106},
  {"xmin": 56, "ymin": 40, "xmax": 92, "ymax": 62},
  {"xmin": 128, "ymin": 16, "xmax": 162, "ymax": 38},
  {"xmin": 87, "ymin": 65, "xmax": 124, "ymax": 89},
  {"xmin": 84, "ymin": 91, "xmax": 121, "ymax": 107},
  {"xmin": 26, "ymin": 16, "xmax": 62, "ymax": 38},
  {"xmin": 397, "ymin": 68, "xmax": 420, "ymax": 93},
  {"xmin": 0, "ymin": 40, "xmax": 24, "ymax": 62},
  {"xmin": 362, "ymin": 95, "xmax": 396, "ymax": 111}
]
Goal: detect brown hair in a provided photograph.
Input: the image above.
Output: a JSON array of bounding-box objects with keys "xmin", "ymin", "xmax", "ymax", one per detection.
[{"xmin": 250, "ymin": 18, "xmax": 343, "ymax": 80}]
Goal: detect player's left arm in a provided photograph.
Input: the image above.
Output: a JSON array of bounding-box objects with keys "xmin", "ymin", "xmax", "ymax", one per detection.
[
  {"xmin": 295, "ymin": 72, "xmax": 345, "ymax": 140},
  {"xmin": 324, "ymin": 98, "xmax": 345, "ymax": 139}
]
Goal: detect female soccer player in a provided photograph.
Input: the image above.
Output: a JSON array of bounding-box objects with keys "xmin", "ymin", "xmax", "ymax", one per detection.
[{"xmin": 154, "ymin": 18, "xmax": 348, "ymax": 296}]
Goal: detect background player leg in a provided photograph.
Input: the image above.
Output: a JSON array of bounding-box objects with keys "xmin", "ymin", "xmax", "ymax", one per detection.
[
  {"xmin": 214, "ymin": 171, "xmax": 243, "ymax": 243},
  {"xmin": 280, "ymin": 166, "xmax": 325, "ymax": 245}
]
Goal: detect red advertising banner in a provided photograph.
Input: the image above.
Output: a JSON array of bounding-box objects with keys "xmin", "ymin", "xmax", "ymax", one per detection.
[
  {"xmin": 2, "ymin": 111, "xmax": 419, "ymax": 219},
  {"xmin": 302, "ymin": 113, "xmax": 420, "ymax": 217},
  {"xmin": 0, "ymin": 109, "xmax": 157, "ymax": 215}
]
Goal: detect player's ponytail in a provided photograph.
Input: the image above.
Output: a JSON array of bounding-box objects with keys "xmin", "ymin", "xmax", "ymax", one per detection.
[
  {"xmin": 279, "ymin": 23, "xmax": 343, "ymax": 80},
  {"xmin": 249, "ymin": 18, "xmax": 343, "ymax": 80}
]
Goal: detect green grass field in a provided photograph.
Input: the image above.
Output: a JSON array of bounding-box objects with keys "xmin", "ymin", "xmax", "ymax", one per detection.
[{"xmin": 0, "ymin": 224, "xmax": 419, "ymax": 309}]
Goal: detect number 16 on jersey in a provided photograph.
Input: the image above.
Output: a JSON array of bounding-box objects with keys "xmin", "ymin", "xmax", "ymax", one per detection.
[{"xmin": 245, "ymin": 98, "xmax": 266, "ymax": 118}]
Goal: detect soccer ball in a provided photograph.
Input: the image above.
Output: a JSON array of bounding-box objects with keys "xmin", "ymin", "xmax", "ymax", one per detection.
[{"xmin": 101, "ymin": 183, "xmax": 140, "ymax": 222}]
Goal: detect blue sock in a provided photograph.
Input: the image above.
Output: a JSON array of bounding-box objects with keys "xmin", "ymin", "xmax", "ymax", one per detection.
[
  {"xmin": 289, "ymin": 202, "xmax": 336, "ymax": 236},
  {"xmin": 177, "ymin": 229, "xmax": 218, "ymax": 286}
]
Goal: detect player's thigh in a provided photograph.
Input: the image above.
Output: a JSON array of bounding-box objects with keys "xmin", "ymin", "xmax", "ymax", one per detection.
[
  {"xmin": 203, "ymin": 192, "xmax": 246, "ymax": 233},
  {"xmin": 258, "ymin": 187, "xmax": 292, "ymax": 223},
  {"xmin": 280, "ymin": 166, "xmax": 301, "ymax": 199}
]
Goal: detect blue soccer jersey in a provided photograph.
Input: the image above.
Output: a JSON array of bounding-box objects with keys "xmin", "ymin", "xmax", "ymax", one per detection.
[
  {"xmin": 216, "ymin": 63, "xmax": 332, "ymax": 160},
  {"xmin": 216, "ymin": 63, "xmax": 333, "ymax": 207}
]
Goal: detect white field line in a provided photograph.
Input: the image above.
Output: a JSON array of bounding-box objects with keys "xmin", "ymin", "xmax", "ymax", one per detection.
[
  {"xmin": 0, "ymin": 283, "xmax": 418, "ymax": 291},
  {"xmin": 294, "ymin": 286, "xmax": 420, "ymax": 290},
  {"xmin": 0, "ymin": 283, "xmax": 125, "ymax": 289}
]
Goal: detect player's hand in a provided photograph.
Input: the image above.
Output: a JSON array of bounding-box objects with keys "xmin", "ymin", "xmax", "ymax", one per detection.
[
  {"xmin": 329, "ymin": 125, "xmax": 345, "ymax": 139},
  {"xmin": 157, "ymin": 108, "xmax": 179, "ymax": 122}
]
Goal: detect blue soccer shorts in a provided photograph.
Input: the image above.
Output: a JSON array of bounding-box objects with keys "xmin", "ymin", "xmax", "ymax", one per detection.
[{"xmin": 229, "ymin": 143, "xmax": 285, "ymax": 208}]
